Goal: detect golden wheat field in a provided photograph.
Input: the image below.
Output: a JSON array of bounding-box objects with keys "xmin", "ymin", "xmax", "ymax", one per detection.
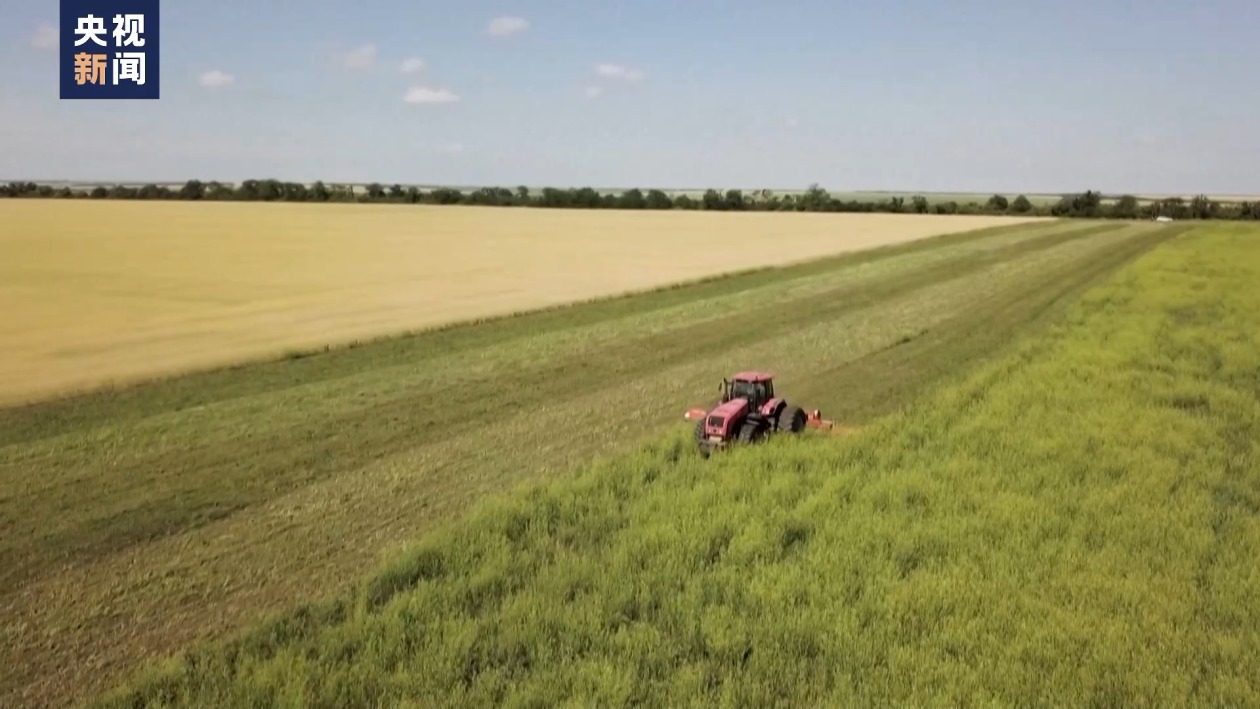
[{"xmin": 0, "ymin": 201, "xmax": 1042, "ymax": 404}]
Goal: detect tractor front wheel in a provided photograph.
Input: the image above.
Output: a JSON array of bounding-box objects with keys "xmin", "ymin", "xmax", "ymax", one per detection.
[
  {"xmin": 738, "ymin": 419, "xmax": 766, "ymax": 444},
  {"xmin": 695, "ymin": 419, "xmax": 711, "ymax": 458}
]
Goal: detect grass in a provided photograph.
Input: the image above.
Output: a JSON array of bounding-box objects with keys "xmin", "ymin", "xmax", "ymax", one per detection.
[
  {"xmin": 0, "ymin": 200, "xmax": 1041, "ymax": 405},
  {"xmin": 2, "ymin": 218, "xmax": 1178, "ymax": 709},
  {"xmin": 85, "ymin": 220, "xmax": 1260, "ymax": 709}
]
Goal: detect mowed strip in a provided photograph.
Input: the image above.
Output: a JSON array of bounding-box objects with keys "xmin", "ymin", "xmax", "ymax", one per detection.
[
  {"xmin": 0, "ymin": 201, "xmax": 1042, "ymax": 405},
  {"xmin": 1, "ymin": 220, "xmax": 1177, "ymax": 709}
]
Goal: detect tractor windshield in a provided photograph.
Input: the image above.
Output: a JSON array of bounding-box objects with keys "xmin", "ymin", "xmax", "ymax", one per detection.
[{"xmin": 730, "ymin": 380, "xmax": 768, "ymax": 405}]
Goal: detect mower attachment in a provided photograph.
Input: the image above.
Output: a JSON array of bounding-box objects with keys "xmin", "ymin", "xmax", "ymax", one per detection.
[{"xmin": 805, "ymin": 409, "xmax": 835, "ymax": 430}]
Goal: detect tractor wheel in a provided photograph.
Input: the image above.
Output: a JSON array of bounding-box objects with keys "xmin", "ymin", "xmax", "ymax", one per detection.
[
  {"xmin": 737, "ymin": 419, "xmax": 765, "ymax": 444},
  {"xmin": 777, "ymin": 405, "xmax": 807, "ymax": 434},
  {"xmin": 695, "ymin": 419, "xmax": 710, "ymax": 458}
]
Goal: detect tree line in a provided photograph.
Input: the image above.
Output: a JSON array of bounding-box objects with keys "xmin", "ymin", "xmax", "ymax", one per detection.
[{"xmin": 3, "ymin": 180, "xmax": 1258, "ymax": 220}]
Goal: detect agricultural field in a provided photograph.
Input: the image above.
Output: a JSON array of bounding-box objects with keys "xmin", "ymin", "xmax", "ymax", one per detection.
[
  {"xmin": 0, "ymin": 201, "xmax": 1041, "ymax": 406},
  {"xmin": 83, "ymin": 219, "xmax": 1260, "ymax": 709},
  {"xmin": 0, "ymin": 215, "xmax": 1186, "ymax": 709}
]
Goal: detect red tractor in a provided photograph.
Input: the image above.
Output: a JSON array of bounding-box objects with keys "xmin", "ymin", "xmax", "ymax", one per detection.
[{"xmin": 684, "ymin": 371, "xmax": 833, "ymax": 457}]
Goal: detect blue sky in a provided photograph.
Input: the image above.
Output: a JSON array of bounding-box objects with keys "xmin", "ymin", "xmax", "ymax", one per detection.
[{"xmin": 2, "ymin": 0, "xmax": 1257, "ymax": 193}]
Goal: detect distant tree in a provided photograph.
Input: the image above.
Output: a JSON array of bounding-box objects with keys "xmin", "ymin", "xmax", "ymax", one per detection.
[
  {"xmin": 800, "ymin": 183, "xmax": 831, "ymax": 212},
  {"xmin": 179, "ymin": 180, "xmax": 205, "ymax": 200},
  {"xmin": 96, "ymin": 174, "xmax": 1260, "ymax": 221},
  {"xmin": 618, "ymin": 188, "xmax": 646, "ymax": 209},
  {"xmin": 137, "ymin": 184, "xmax": 168, "ymax": 200},
  {"xmin": 701, "ymin": 189, "xmax": 725, "ymax": 210},
  {"xmin": 1190, "ymin": 194, "xmax": 1217, "ymax": 220},
  {"xmin": 6, "ymin": 182, "xmax": 36, "ymax": 197},
  {"xmin": 253, "ymin": 180, "xmax": 281, "ymax": 201},
  {"xmin": 430, "ymin": 188, "xmax": 463, "ymax": 205},
  {"xmin": 310, "ymin": 181, "xmax": 330, "ymax": 202},
  {"xmin": 206, "ymin": 181, "xmax": 234, "ymax": 200},
  {"xmin": 468, "ymin": 187, "xmax": 501, "ymax": 206},
  {"xmin": 1213, "ymin": 202, "xmax": 1242, "ymax": 220},
  {"xmin": 1113, "ymin": 194, "xmax": 1139, "ymax": 219},
  {"xmin": 1051, "ymin": 190, "xmax": 1103, "ymax": 217},
  {"xmin": 645, "ymin": 189, "xmax": 672, "ymax": 209},
  {"xmin": 539, "ymin": 187, "xmax": 567, "ymax": 208},
  {"xmin": 572, "ymin": 187, "xmax": 602, "ymax": 209},
  {"xmin": 1161, "ymin": 196, "xmax": 1189, "ymax": 220},
  {"xmin": 283, "ymin": 182, "xmax": 308, "ymax": 202}
]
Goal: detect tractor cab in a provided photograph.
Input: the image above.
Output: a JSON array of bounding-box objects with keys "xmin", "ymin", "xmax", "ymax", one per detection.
[{"xmin": 720, "ymin": 371, "xmax": 775, "ymax": 410}]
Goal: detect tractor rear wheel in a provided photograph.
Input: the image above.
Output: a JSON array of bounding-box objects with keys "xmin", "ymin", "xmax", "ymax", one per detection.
[{"xmin": 777, "ymin": 405, "xmax": 807, "ymax": 434}]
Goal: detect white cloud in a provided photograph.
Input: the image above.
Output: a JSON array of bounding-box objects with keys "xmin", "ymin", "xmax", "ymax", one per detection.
[
  {"xmin": 487, "ymin": 16, "xmax": 529, "ymax": 37},
  {"xmin": 198, "ymin": 70, "xmax": 235, "ymax": 89},
  {"xmin": 585, "ymin": 86, "xmax": 603, "ymax": 98},
  {"xmin": 439, "ymin": 142, "xmax": 464, "ymax": 154},
  {"xmin": 399, "ymin": 57, "xmax": 426, "ymax": 74},
  {"xmin": 595, "ymin": 63, "xmax": 645, "ymax": 82},
  {"xmin": 31, "ymin": 24, "xmax": 58, "ymax": 50},
  {"xmin": 343, "ymin": 44, "xmax": 377, "ymax": 70},
  {"xmin": 403, "ymin": 87, "xmax": 460, "ymax": 105},
  {"xmin": 785, "ymin": 117, "xmax": 800, "ymax": 128}
]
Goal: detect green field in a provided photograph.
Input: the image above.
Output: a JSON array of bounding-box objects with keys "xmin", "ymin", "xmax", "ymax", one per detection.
[
  {"xmin": 4, "ymin": 217, "xmax": 1250, "ymax": 708},
  {"xmin": 80, "ymin": 220, "xmax": 1260, "ymax": 708}
]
